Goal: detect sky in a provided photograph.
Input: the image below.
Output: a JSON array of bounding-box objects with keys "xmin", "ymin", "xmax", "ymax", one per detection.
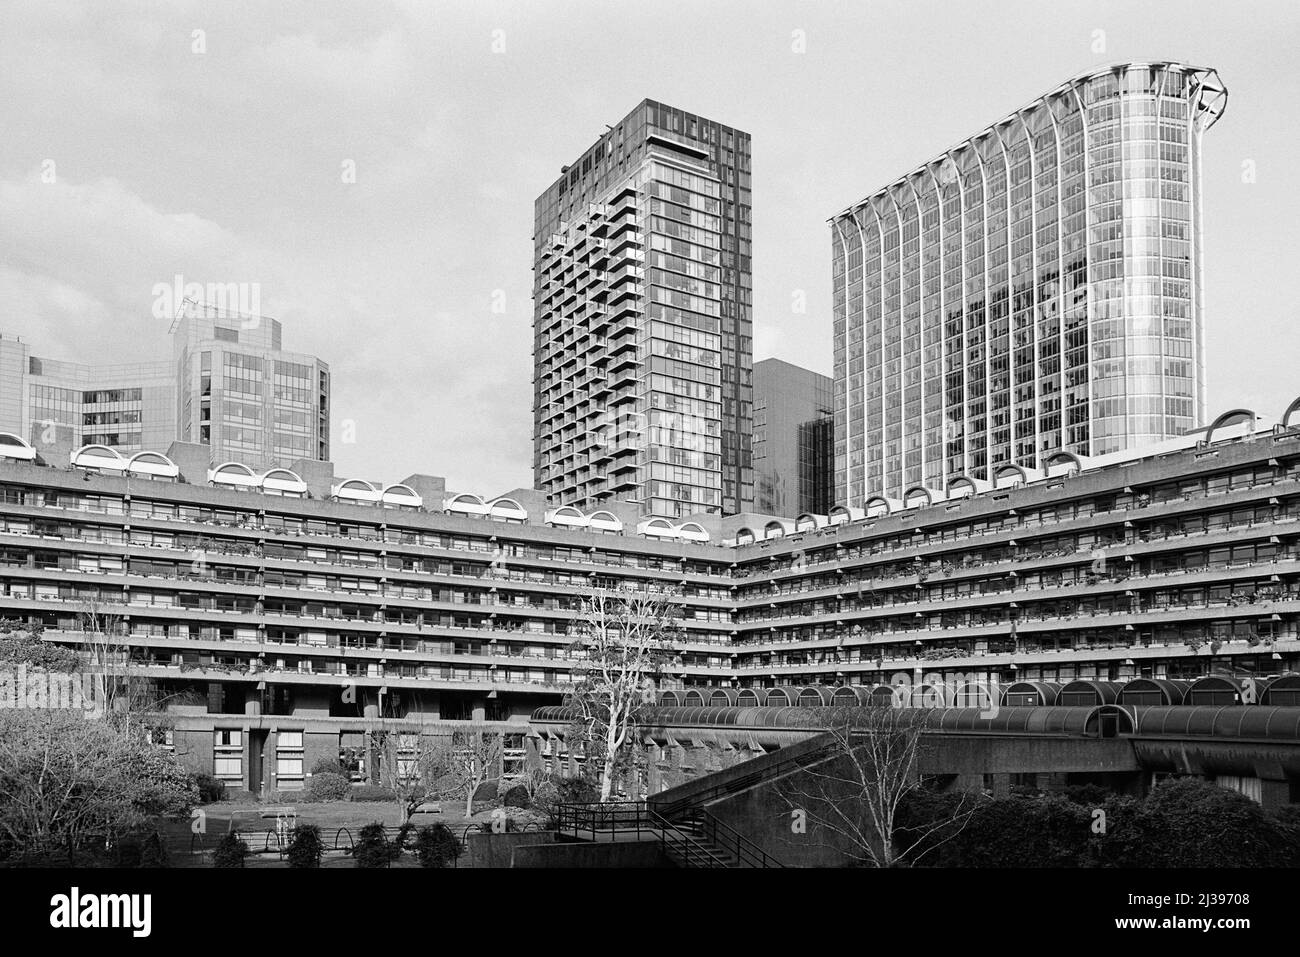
[{"xmin": 2, "ymin": 0, "xmax": 1297, "ymax": 494}]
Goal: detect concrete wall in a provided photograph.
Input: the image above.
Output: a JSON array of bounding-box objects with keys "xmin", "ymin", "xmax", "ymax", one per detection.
[
  {"xmin": 702, "ymin": 749, "xmax": 878, "ymax": 867},
  {"xmin": 511, "ymin": 840, "xmax": 671, "ymax": 868},
  {"xmin": 465, "ymin": 831, "xmax": 556, "ymax": 868}
]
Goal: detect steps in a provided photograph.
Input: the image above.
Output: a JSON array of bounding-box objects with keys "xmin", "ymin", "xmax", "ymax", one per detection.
[{"xmin": 669, "ymin": 824, "xmax": 737, "ymax": 867}]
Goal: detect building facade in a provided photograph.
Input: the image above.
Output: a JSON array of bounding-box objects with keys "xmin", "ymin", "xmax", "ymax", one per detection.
[
  {"xmin": 830, "ymin": 62, "xmax": 1228, "ymax": 505},
  {"xmin": 0, "ymin": 396, "xmax": 1296, "ymax": 794},
  {"xmin": 0, "ymin": 334, "xmax": 176, "ymax": 452},
  {"xmin": 533, "ymin": 99, "xmax": 753, "ymax": 519},
  {"xmin": 753, "ymin": 358, "xmax": 834, "ymax": 515},
  {"xmin": 0, "ymin": 306, "xmax": 329, "ymax": 470},
  {"xmin": 173, "ymin": 306, "xmax": 330, "ymax": 469}
]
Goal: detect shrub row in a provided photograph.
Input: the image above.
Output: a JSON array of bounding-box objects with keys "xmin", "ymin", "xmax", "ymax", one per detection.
[{"xmin": 898, "ymin": 778, "xmax": 1300, "ymax": 868}]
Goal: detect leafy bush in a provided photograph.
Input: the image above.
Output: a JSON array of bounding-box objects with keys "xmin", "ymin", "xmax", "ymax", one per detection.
[
  {"xmin": 310, "ymin": 757, "xmax": 345, "ymax": 777},
  {"xmin": 415, "ymin": 823, "xmax": 463, "ymax": 868},
  {"xmin": 349, "ymin": 785, "xmax": 397, "ymax": 803},
  {"xmin": 305, "ymin": 772, "xmax": 350, "ymax": 803},
  {"xmin": 902, "ymin": 778, "xmax": 1300, "ymax": 868},
  {"xmin": 194, "ymin": 773, "xmax": 228, "ymax": 804},
  {"xmin": 0, "ymin": 621, "xmax": 81, "ymax": 671},
  {"xmin": 502, "ymin": 784, "xmax": 532, "ymax": 809},
  {"xmin": 286, "ymin": 824, "xmax": 324, "ymax": 868},
  {"xmin": 1059, "ymin": 784, "xmax": 1110, "ymax": 807},
  {"xmin": 472, "ymin": 779, "xmax": 499, "ymax": 802},
  {"xmin": 1273, "ymin": 803, "xmax": 1300, "ymax": 830},
  {"xmin": 213, "ymin": 831, "xmax": 248, "ymax": 868},
  {"xmin": 0, "ymin": 710, "xmax": 200, "ymax": 861},
  {"xmin": 533, "ymin": 775, "xmax": 599, "ymax": 823},
  {"xmin": 351, "ymin": 822, "xmax": 398, "ymax": 868},
  {"xmin": 1134, "ymin": 778, "xmax": 1291, "ymax": 867}
]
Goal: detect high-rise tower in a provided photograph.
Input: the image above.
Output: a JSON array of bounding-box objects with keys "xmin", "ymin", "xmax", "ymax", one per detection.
[
  {"xmin": 830, "ymin": 62, "xmax": 1227, "ymax": 504},
  {"xmin": 533, "ymin": 100, "xmax": 753, "ymax": 518}
]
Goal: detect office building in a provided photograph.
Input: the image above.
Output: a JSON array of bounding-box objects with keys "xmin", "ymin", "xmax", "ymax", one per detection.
[
  {"xmin": 173, "ymin": 305, "xmax": 330, "ymax": 469},
  {"xmin": 533, "ymin": 99, "xmax": 753, "ymax": 519},
  {"xmin": 753, "ymin": 358, "xmax": 834, "ymax": 515},
  {"xmin": 0, "ymin": 334, "xmax": 176, "ymax": 451},
  {"xmin": 830, "ymin": 62, "xmax": 1228, "ymax": 505},
  {"xmin": 0, "ymin": 305, "xmax": 329, "ymax": 470},
  {"xmin": 0, "ymin": 395, "xmax": 1295, "ymax": 794}
]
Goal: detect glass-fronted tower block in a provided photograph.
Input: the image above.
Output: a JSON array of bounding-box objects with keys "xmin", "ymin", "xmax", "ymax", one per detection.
[
  {"xmin": 534, "ymin": 100, "xmax": 753, "ymax": 519},
  {"xmin": 830, "ymin": 62, "xmax": 1227, "ymax": 505}
]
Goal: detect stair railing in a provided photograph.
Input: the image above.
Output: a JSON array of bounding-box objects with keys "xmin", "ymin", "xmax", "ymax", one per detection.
[{"xmin": 679, "ymin": 807, "xmax": 784, "ymax": 868}]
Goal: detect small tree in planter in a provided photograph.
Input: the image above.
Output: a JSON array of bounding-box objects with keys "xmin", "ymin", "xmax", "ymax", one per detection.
[
  {"xmin": 213, "ymin": 831, "xmax": 248, "ymax": 868},
  {"xmin": 286, "ymin": 824, "xmax": 324, "ymax": 868},
  {"xmin": 352, "ymin": 822, "xmax": 398, "ymax": 868},
  {"xmin": 414, "ymin": 823, "xmax": 463, "ymax": 868}
]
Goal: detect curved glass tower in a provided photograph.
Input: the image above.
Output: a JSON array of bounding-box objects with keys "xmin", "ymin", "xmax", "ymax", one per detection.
[{"xmin": 830, "ymin": 62, "xmax": 1227, "ymax": 505}]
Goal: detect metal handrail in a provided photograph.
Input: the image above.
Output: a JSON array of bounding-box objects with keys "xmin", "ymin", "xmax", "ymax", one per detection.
[
  {"xmin": 679, "ymin": 807, "xmax": 783, "ymax": 868},
  {"xmin": 641, "ymin": 805, "xmax": 731, "ymax": 868},
  {"xmin": 555, "ymin": 802, "xmax": 730, "ymax": 868}
]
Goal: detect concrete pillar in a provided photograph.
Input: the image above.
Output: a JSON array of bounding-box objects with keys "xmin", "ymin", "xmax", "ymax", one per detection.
[
  {"xmin": 646, "ymin": 748, "xmax": 662, "ymax": 795},
  {"xmin": 524, "ymin": 735, "xmax": 544, "ymax": 772},
  {"xmin": 1259, "ymin": 778, "xmax": 1291, "ymax": 812},
  {"xmin": 366, "ymin": 737, "xmax": 381, "ymax": 784},
  {"xmin": 266, "ymin": 729, "xmax": 279, "ymax": 795}
]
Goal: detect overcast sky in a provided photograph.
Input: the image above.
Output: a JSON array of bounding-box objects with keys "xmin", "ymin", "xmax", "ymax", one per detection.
[{"xmin": 2, "ymin": 0, "xmax": 1297, "ymax": 494}]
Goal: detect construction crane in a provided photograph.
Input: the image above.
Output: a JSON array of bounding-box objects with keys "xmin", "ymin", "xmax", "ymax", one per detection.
[{"xmin": 167, "ymin": 295, "xmax": 199, "ymax": 334}]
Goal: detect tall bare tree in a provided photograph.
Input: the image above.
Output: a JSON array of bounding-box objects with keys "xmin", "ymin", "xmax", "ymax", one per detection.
[
  {"xmin": 79, "ymin": 602, "xmax": 135, "ymax": 720},
  {"xmin": 78, "ymin": 602, "xmax": 200, "ymax": 737},
  {"xmin": 565, "ymin": 584, "xmax": 680, "ymax": 802},
  {"xmin": 777, "ymin": 706, "xmax": 978, "ymax": 867}
]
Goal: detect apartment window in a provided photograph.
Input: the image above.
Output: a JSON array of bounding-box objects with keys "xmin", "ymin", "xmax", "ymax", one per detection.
[{"xmin": 214, "ymin": 729, "xmax": 243, "ymax": 780}]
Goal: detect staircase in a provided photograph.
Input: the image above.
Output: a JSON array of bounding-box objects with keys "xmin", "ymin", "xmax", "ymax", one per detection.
[
  {"xmin": 553, "ymin": 801, "xmax": 781, "ymax": 868},
  {"xmin": 666, "ymin": 814, "xmax": 739, "ymax": 867}
]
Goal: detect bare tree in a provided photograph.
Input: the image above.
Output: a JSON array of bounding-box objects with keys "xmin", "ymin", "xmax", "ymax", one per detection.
[
  {"xmin": 565, "ymin": 584, "xmax": 680, "ymax": 802},
  {"xmin": 79, "ymin": 602, "xmax": 138, "ymax": 720},
  {"xmin": 78, "ymin": 602, "xmax": 202, "ymax": 744},
  {"xmin": 423, "ymin": 729, "xmax": 504, "ymax": 819},
  {"xmin": 777, "ymin": 706, "xmax": 978, "ymax": 867},
  {"xmin": 369, "ymin": 730, "xmax": 433, "ymax": 824},
  {"xmin": 368, "ymin": 727, "xmax": 504, "ymax": 824}
]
